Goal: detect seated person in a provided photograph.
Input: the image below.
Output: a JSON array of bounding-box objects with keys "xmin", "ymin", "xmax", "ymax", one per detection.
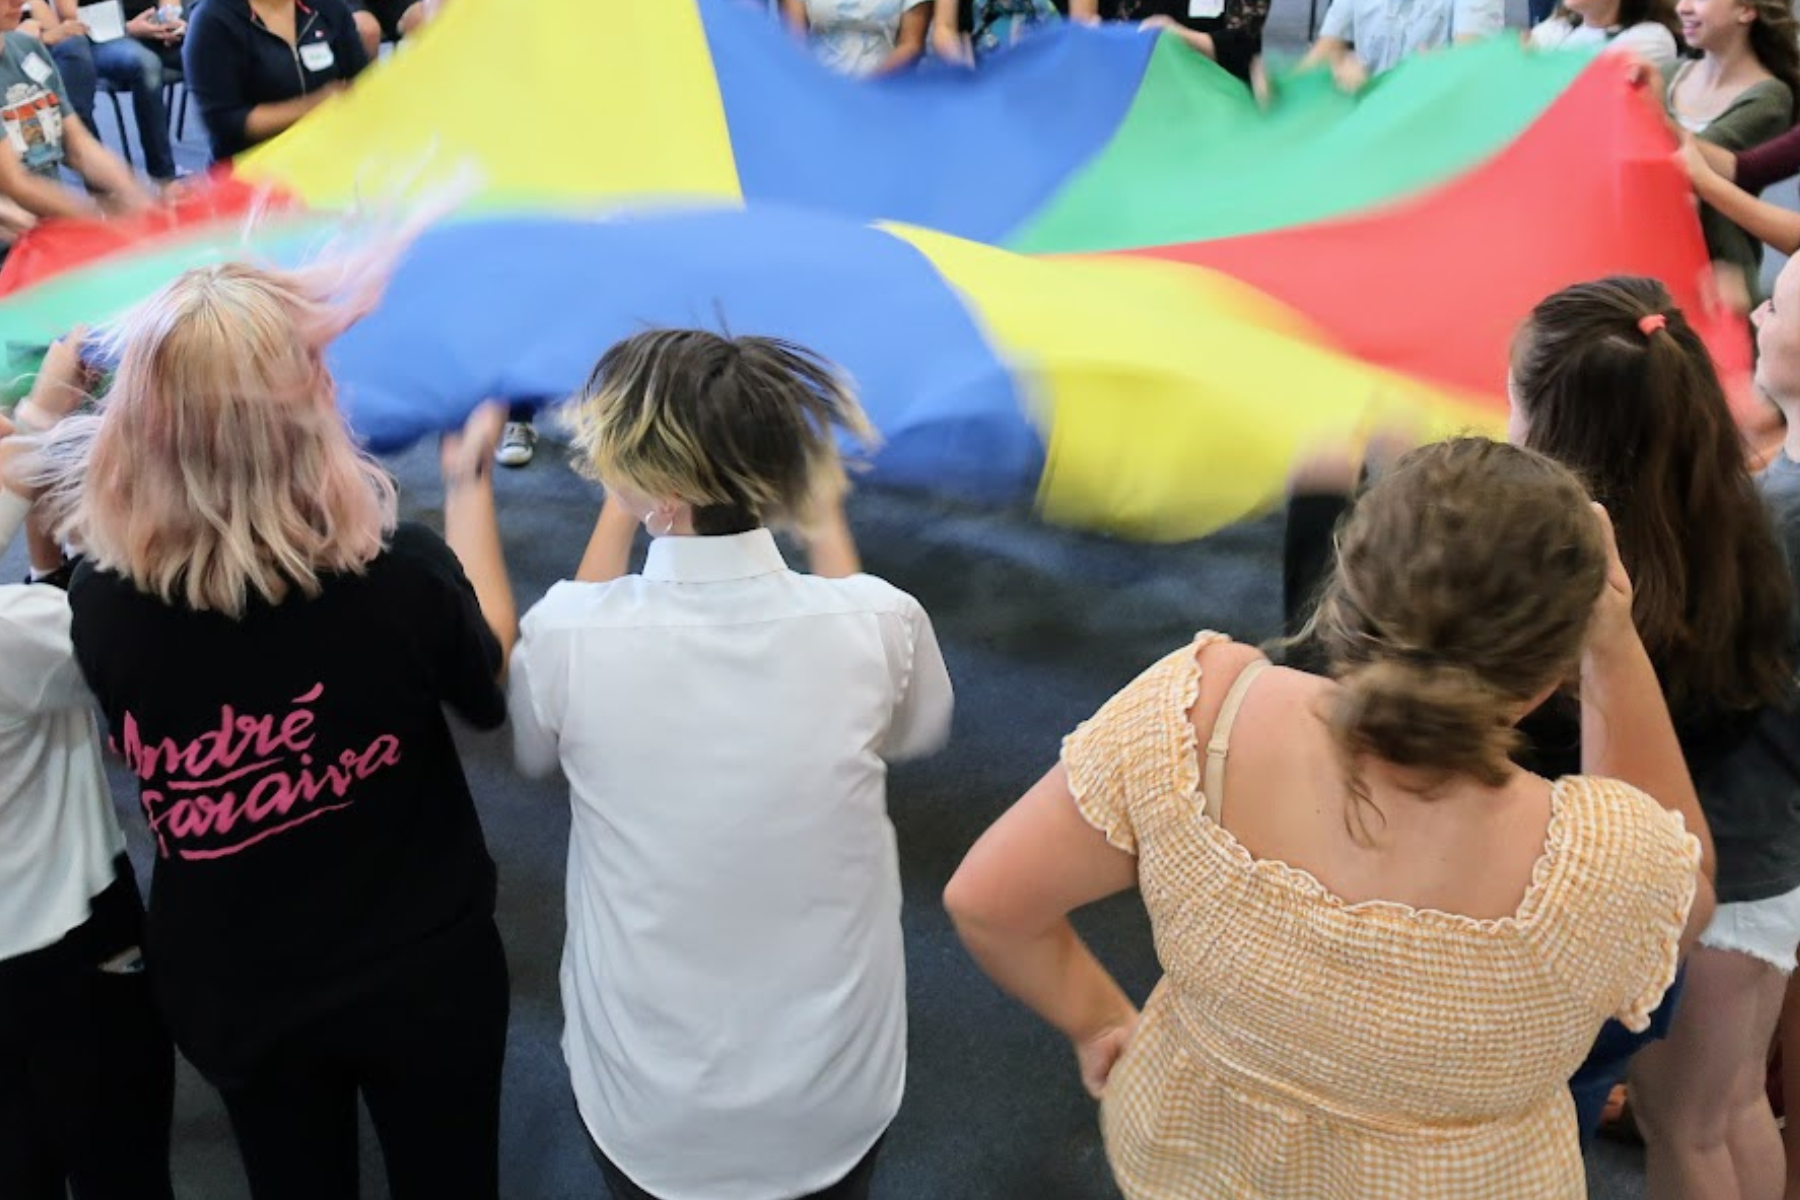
[
  {"xmin": 347, "ymin": 0, "xmax": 432, "ymax": 55},
  {"xmin": 1527, "ymin": 0, "xmax": 1678, "ymax": 75},
  {"xmin": 1303, "ymin": 0, "xmax": 1504, "ymax": 87},
  {"xmin": 781, "ymin": 0, "xmax": 930, "ymax": 76},
  {"xmin": 931, "ymin": 0, "xmax": 1081, "ymax": 62},
  {"xmin": 0, "ymin": 1, "xmax": 155, "ymax": 229},
  {"xmin": 1106, "ymin": 0, "xmax": 1269, "ymax": 82},
  {"xmin": 20, "ymin": 0, "xmax": 176, "ymax": 183},
  {"xmin": 184, "ymin": 0, "xmax": 368, "ymax": 162}
]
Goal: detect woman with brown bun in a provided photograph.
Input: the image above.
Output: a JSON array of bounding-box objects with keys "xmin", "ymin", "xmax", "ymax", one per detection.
[
  {"xmin": 947, "ymin": 437, "xmax": 1713, "ymax": 1199},
  {"xmin": 1286, "ymin": 277, "xmax": 1800, "ymax": 1198}
]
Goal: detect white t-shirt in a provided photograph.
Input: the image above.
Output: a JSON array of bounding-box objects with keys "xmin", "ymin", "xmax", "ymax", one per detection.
[
  {"xmin": 1317, "ymin": 0, "xmax": 1505, "ymax": 74},
  {"xmin": 509, "ymin": 528, "xmax": 954, "ymax": 1200},
  {"xmin": 803, "ymin": 0, "xmax": 929, "ymax": 76},
  {"xmin": 1528, "ymin": 16, "xmax": 1678, "ymax": 73},
  {"xmin": 0, "ymin": 490, "xmax": 125, "ymax": 961}
]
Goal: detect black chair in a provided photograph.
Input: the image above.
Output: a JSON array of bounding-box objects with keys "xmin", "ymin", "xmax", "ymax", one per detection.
[{"xmin": 99, "ymin": 65, "xmax": 189, "ymax": 171}]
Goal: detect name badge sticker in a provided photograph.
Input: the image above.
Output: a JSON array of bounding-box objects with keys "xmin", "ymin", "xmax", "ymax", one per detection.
[
  {"xmin": 299, "ymin": 40, "xmax": 335, "ymax": 72},
  {"xmin": 21, "ymin": 53, "xmax": 52, "ymax": 85},
  {"xmin": 1188, "ymin": 0, "xmax": 1225, "ymax": 16}
]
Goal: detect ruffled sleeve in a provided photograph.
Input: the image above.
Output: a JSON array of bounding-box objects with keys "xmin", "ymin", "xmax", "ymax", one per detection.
[
  {"xmin": 1538, "ymin": 777, "xmax": 1702, "ymax": 1032},
  {"xmin": 1061, "ymin": 632, "xmax": 1231, "ymax": 856}
]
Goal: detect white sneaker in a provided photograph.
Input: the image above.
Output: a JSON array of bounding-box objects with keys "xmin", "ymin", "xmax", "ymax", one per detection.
[{"xmin": 495, "ymin": 420, "xmax": 536, "ymax": 468}]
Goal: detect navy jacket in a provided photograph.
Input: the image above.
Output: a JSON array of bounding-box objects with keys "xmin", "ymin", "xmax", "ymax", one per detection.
[{"xmin": 183, "ymin": 0, "xmax": 368, "ymax": 162}]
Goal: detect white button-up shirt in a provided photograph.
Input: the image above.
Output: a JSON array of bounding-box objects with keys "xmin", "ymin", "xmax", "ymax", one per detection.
[
  {"xmin": 0, "ymin": 491, "xmax": 125, "ymax": 962},
  {"xmin": 508, "ymin": 528, "xmax": 953, "ymax": 1200},
  {"xmin": 1318, "ymin": 0, "xmax": 1504, "ymax": 74}
]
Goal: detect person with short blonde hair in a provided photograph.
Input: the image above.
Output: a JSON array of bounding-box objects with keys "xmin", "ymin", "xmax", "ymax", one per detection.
[
  {"xmin": 35, "ymin": 255, "xmax": 520, "ymax": 1200},
  {"xmin": 507, "ymin": 328, "xmax": 954, "ymax": 1200}
]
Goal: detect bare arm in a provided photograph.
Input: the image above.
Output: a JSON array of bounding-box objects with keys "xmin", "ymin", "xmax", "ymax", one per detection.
[
  {"xmin": 0, "ymin": 139, "xmax": 96, "ymax": 219},
  {"xmin": 441, "ymin": 404, "xmax": 517, "ymax": 668},
  {"xmin": 944, "ymin": 765, "xmax": 1141, "ymax": 1096},
  {"xmin": 799, "ymin": 491, "xmax": 860, "ymax": 578},
  {"xmin": 872, "ymin": 4, "xmax": 929, "ymax": 73},
  {"xmin": 930, "ymin": 0, "xmax": 971, "ymax": 63},
  {"xmin": 574, "ymin": 493, "xmax": 638, "ymax": 583},
  {"xmin": 780, "ymin": 0, "xmax": 808, "ymax": 32},
  {"xmin": 61, "ymin": 118, "xmax": 153, "ymax": 215},
  {"xmin": 1301, "ymin": 35, "xmax": 1352, "ymax": 67},
  {"xmin": 243, "ymin": 85, "xmax": 343, "ymax": 146},
  {"xmin": 1580, "ymin": 505, "xmax": 1716, "ymax": 948},
  {"xmin": 1698, "ymin": 138, "xmax": 1738, "ymax": 180},
  {"xmin": 1692, "ymin": 163, "xmax": 1800, "ymax": 255}
]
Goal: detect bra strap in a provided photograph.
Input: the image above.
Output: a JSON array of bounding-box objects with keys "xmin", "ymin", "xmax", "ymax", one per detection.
[{"xmin": 1201, "ymin": 658, "xmax": 1271, "ymax": 824}]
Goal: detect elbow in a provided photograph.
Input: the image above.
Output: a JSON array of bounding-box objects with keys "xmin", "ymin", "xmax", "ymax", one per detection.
[
  {"xmin": 942, "ymin": 865, "xmax": 1020, "ymax": 945},
  {"xmin": 942, "ymin": 867, "xmax": 988, "ymax": 934}
]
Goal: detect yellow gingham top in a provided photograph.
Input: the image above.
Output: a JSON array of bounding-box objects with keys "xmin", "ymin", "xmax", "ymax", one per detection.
[{"xmin": 1063, "ymin": 634, "xmax": 1700, "ymax": 1200}]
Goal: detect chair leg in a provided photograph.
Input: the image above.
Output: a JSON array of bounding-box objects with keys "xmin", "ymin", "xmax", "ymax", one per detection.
[{"xmin": 106, "ymin": 90, "xmax": 134, "ymax": 171}]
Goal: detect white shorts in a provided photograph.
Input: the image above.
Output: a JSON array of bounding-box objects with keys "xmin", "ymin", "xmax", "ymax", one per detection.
[{"xmin": 1699, "ymin": 880, "xmax": 1800, "ymax": 974}]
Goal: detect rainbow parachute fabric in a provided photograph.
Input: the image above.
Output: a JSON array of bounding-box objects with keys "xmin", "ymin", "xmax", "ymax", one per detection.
[{"xmin": 0, "ymin": 0, "xmax": 1741, "ymax": 540}]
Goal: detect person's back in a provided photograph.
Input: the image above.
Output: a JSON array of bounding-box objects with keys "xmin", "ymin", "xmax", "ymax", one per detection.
[
  {"xmin": 1080, "ymin": 641, "xmax": 1682, "ymax": 1194},
  {"xmin": 947, "ymin": 438, "xmax": 1712, "ymax": 1199},
  {"xmin": 509, "ymin": 329, "xmax": 952, "ymax": 1200},
  {"xmin": 69, "ymin": 525, "xmax": 503, "ymax": 1015}
]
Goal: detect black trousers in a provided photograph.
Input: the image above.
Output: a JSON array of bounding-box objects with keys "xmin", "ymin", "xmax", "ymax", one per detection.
[
  {"xmin": 208, "ymin": 919, "xmax": 510, "ymax": 1200},
  {"xmin": 0, "ymin": 857, "xmax": 175, "ymax": 1200},
  {"xmin": 590, "ymin": 1131, "xmax": 886, "ymax": 1200}
]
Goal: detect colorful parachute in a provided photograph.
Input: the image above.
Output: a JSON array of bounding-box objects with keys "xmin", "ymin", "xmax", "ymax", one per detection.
[{"xmin": 0, "ymin": 0, "xmax": 1741, "ymax": 539}]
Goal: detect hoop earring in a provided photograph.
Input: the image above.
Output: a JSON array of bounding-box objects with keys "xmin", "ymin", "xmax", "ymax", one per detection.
[{"xmin": 646, "ymin": 511, "xmax": 675, "ymax": 537}]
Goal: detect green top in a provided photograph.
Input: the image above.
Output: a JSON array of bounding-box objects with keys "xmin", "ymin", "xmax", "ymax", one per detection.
[{"xmin": 1671, "ymin": 67, "xmax": 1795, "ymax": 303}]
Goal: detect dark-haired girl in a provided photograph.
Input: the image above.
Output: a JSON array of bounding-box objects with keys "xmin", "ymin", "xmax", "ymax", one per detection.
[
  {"xmin": 946, "ymin": 437, "xmax": 1711, "ymax": 1199},
  {"xmin": 1667, "ymin": 0, "xmax": 1800, "ymax": 303},
  {"xmin": 505, "ymin": 329, "xmax": 954, "ymax": 1200},
  {"xmin": 1528, "ymin": 0, "xmax": 1678, "ymax": 73},
  {"xmin": 1287, "ymin": 277, "xmax": 1800, "ymax": 1196}
]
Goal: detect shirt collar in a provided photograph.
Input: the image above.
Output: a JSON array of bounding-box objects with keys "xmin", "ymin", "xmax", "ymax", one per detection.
[{"xmin": 641, "ymin": 528, "xmax": 788, "ymax": 583}]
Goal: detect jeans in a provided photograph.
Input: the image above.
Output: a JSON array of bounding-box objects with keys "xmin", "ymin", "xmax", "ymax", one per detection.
[
  {"xmin": 96, "ymin": 38, "xmax": 176, "ymax": 180},
  {"xmin": 48, "ymin": 37, "xmax": 96, "ymax": 128},
  {"xmin": 50, "ymin": 36, "xmax": 176, "ymax": 180}
]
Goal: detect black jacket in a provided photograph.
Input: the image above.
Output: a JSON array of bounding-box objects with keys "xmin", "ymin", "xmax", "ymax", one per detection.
[{"xmin": 182, "ymin": 0, "xmax": 368, "ymax": 161}]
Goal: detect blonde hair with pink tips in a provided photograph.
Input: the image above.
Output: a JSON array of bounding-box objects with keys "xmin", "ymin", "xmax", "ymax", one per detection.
[{"xmin": 38, "ymin": 256, "xmax": 400, "ymax": 618}]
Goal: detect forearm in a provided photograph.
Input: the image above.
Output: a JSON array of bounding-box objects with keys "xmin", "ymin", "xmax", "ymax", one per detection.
[
  {"xmin": 1694, "ymin": 168, "xmax": 1800, "ymax": 255},
  {"xmin": 952, "ymin": 916, "xmax": 1136, "ymax": 1043},
  {"xmin": 444, "ymin": 475, "xmax": 517, "ymax": 664},
  {"xmin": 243, "ymin": 93, "xmax": 325, "ymax": 143},
  {"xmin": 25, "ymin": 509, "xmax": 60, "ymax": 574},
  {"xmin": 801, "ymin": 498, "xmax": 860, "ymax": 578},
  {"xmin": 1302, "ymin": 36, "xmax": 1351, "ymax": 67},
  {"xmin": 1581, "ymin": 636, "xmax": 1715, "ymax": 881},
  {"xmin": 1068, "ymin": 0, "xmax": 1099, "ymax": 17},
  {"xmin": 575, "ymin": 492, "xmax": 638, "ymax": 583},
  {"xmin": 66, "ymin": 134, "xmax": 147, "ymax": 209},
  {"xmin": 1, "ymin": 167, "xmax": 97, "ymax": 219},
  {"xmin": 931, "ymin": 0, "xmax": 958, "ymax": 36},
  {"xmin": 1699, "ymin": 138, "xmax": 1739, "ymax": 182},
  {"xmin": 1167, "ymin": 26, "xmax": 1216, "ymax": 57}
]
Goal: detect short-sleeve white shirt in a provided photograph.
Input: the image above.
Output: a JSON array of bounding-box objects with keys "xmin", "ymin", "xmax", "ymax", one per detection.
[
  {"xmin": 1318, "ymin": 0, "xmax": 1505, "ymax": 74},
  {"xmin": 508, "ymin": 528, "xmax": 953, "ymax": 1200},
  {"xmin": 0, "ymin": 492, "xmax": 124, "ymax": 962}
]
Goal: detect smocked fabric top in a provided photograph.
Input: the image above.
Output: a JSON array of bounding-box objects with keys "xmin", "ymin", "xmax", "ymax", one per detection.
[{"xmin": 1064, "ymin": 633, "xmax": 1700, "ymax": 1199}]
